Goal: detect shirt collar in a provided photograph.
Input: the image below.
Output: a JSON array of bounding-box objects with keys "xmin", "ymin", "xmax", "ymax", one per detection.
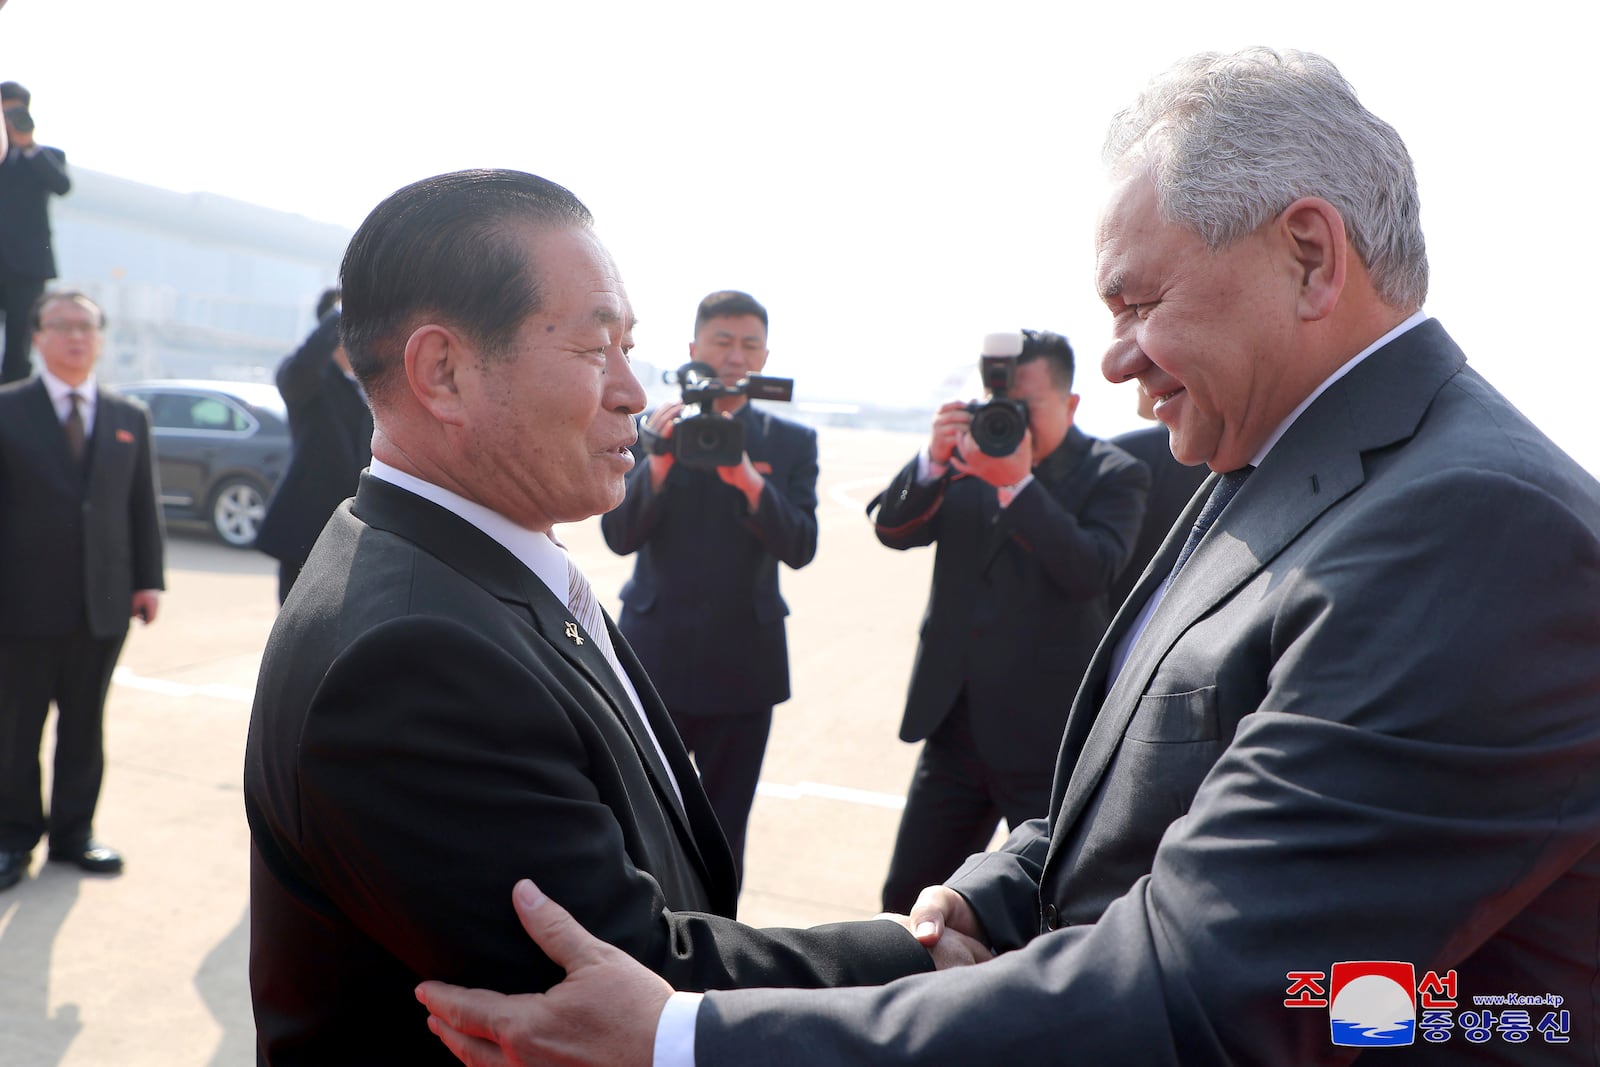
[
  {"xmin": 39, "ymin": 366, "xmax": 96, "ymax": 408},
  {"xmin": 367, "ymin": 458, "xmax": 569, "ymax": 602},
  {"xmin": 1249, "ymin": 310, "xmax": 1429, "ymax": 467}
]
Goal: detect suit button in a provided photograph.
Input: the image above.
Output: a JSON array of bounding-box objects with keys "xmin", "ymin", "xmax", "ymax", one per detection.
[{"xmin": 1041, "ymin": 903, "xmax": 1059, "ymax": 931}]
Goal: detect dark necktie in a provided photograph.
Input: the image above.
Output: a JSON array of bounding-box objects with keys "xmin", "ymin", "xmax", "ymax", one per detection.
[
  {"xmin": 1168, "ymin": 466, "xmax": 1253, "ymax": 578},
  {"xmin": 63, "ymin": 392, "xmax": 87, "ymax": 462}
]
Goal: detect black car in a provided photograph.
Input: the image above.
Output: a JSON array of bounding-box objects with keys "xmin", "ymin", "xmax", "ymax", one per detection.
[{"xmin": 121, "ymin": 380, "xmax": 290, "ymax": 546}]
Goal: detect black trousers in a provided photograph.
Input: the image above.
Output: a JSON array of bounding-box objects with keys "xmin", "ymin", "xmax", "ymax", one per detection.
[
  {"xmin": 669, "ymin": 707, "xmax": 772, "ymax": 886},
  {"xmin": 0, "ymin": 629, "xmax": 127, "ymax": 851},
  {"xmin": 880, "ymin": 691, "xmax": 1054, "ymax": 913},
  {"xmin": 0, "ymin": 271, "xmax": 45, "ymax": 384}
]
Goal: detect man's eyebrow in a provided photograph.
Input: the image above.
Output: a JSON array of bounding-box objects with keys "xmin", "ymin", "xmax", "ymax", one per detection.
[{"xmin": 592, "ymin": 306, "xmax": 637, "ymax": 331}]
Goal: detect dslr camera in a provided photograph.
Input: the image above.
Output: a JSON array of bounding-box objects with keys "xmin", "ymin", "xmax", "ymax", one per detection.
[
  {"xmin": 647, "ymin": 361, "xmax": 795, "ymax": 468},
  {"xmin": 965, "ymin": 332, "xmax": 1029, "ymax": 457}
]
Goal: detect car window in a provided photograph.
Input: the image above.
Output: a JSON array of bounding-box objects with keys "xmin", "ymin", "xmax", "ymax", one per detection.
[{"xmin": 144, "ymin": 392, "xmax": 251, "ymax": 433}]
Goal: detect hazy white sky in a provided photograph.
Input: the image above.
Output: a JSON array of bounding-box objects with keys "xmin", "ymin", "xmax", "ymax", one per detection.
[{"xmin": 4, "ymin": 1, "xmax": 1595, "ymax": 469}]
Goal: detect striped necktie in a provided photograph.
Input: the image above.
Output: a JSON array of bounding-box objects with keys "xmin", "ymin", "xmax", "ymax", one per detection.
[{"xmin": 566, "ymin": 559, "xmax": 618, "ymax": 664}]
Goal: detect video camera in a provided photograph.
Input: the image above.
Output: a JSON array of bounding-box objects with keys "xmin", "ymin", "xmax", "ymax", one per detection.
[
  {"xmin": 965, "ymin": 332, "xmax": 1029, "ymax": 457},
  {"xmin": 647, "ymin": 361, "xmax": 795, "ymax": 468}
]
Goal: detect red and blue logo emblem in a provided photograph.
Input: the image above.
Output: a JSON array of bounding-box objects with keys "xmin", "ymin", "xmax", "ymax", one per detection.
[{"xmin": 1329, "ymin": 961, "xmax": 1416, "ymax": 1047}]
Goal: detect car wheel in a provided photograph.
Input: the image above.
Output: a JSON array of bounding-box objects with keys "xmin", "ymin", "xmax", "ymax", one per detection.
[{"xmin": 208, "ymin": 476, "xmax": 269, "ymax": 547}]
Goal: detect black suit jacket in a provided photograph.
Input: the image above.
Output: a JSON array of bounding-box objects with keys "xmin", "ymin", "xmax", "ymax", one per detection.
[
  {"xmin": 0, "ymin": 378, "xmax": 164, "ymax": 638},
  {"xmin": 601, "ymin": 404, "xmax": 818, "ymax": 715},
  {"xmin": 244, "ymin": 475, "xmax": 926, "ymax": 1065},
  {"xmin": 0, "ymin": 146, "xmax": 71, "ymax": 279},
  {"xmin": 253, "ymin": 312, "xmax": 373, "ymax": 565},
  {"xmin": 696, "ymin": 321, "xmax": 1600, "ymax": 1065},
  {"xmin": 870, "ymin": 427, "xmax": 1149, "ymax": 773},
  {"xmin": 1107, "ymin": 423, "xmax": 1208, "ymax": 612}
]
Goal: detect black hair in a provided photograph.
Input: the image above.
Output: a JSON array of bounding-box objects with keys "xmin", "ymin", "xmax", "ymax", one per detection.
[
  {"xmin": 30, "ymin": 289, "xmax": 107, "ymax": 331},
  {"xmin": 694, "ymin": 290, "xmax": 768, "ymax": 334},
  {"xmin": 1018, "ymin": 329, "xmax": 1074, "ymax": 392},
  {"xmin": 338, "ymin": 169, "xmax": 593, "ymax": 403}
]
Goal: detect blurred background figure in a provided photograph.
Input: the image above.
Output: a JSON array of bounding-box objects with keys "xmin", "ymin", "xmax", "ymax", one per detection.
[
  {"xmin": 253, "ymin": 287, "xmax": 373, "ymax": 604},
  {"xmin": 868, "ymin": 329, "xmax": 1148, "ymax": 913},
  {"xmin": 0, "ymin": 81, "xmax": 72, "ymax": 384},
  {"xmin": 0, "ymin": 291, "xmax": 164, "ymax": 891},
  {"xmin": 1106, "ymin": 386, "xmax": 1209, "ymax": 613},
  {"xmin": 602, "ymin": 291, "xmax": 818, "ymax": 884}
]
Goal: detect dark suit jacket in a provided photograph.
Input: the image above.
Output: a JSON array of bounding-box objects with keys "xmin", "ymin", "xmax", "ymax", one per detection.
[
  {"xmin": 0, "ymin": 378, "xmax": 164, "ymax": 638},
  {"xmin": 252, "ymin": 311, "xmax": 373, "ymax": 565},
  {"xmin": 244, "ymin": 475, "xmax": 925, "ymax": 1065},
  {"xmin": 870, "ymin": 426, "xmax": 1149, "ymax": 773},
  {"xmin": 1107, "ymin": 423, "xmax": 1208, "ymax": 613},
  {"xmin": 0, "ymin": 146, "xmax": 71, "ymax": 279},
  {"xmin": 601, "ymin": 404, "xmax": 818, "ymax": 715},
  {"xmin": 695, "ymin": 321, "xmax": 1600, "ymax": 1065}
]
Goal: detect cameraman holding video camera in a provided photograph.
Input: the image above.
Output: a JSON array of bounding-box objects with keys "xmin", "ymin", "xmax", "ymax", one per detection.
[
  {"xmin": 869, "ymin": 328, "xmax": 1149, "ymax": 912},
  {"xmin": 601, "ymin": 290, "xmax": 817, "ymax": 882}
]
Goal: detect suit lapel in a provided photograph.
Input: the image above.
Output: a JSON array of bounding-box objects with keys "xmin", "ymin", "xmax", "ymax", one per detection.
[
  {"xmin": 351, "ymin": 477, "xmax": 703, "ymax": 859},
  {"xmin": 19, "ymin": 379, "xmax": 78, "ymax": 479},
  {"xmin": 1043, "ymin": 321, "xmax": 1467, "ymax": 870},
  {"xmin": 82, "ymin": 387, "xmax": 128, "ymax": 493},
  {"xmin": 521, "ymin": 587, "xmax": 695, "ymax": 828}
]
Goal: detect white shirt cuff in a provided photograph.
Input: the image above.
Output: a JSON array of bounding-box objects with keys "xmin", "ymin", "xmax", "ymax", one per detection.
[
  {"xmin": 997, "ymin": 472, "xmax": 1035, "ymax": 508},
  {"xmin": 653, "ymin": 991, "xmax": 703, "ymax": 1067},
  {"xmin": 916, "ymin": 446, "xmax": 948, "ymax": 485}
]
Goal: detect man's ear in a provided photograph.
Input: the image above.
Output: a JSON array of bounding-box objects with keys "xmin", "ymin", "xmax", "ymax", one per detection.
[
  {"xmin": 403, "ymin": 323, "xmax": 472, "ymax": 425},
  {"xmin": 1281, "ymin": 197, "xmax": 1347, "ymax": 322}
]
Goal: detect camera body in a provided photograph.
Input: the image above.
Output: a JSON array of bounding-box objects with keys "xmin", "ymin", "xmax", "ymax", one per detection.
[
  {"xmin": 649, "ymin": 361, "xmax": 795, "ymax": 468},
  {"xmin": 964, "ymin": 333, "xmax": 1029, "ymax": 457}
]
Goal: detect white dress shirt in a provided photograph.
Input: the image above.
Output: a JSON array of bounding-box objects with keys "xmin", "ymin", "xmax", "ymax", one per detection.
[{"xmin": 41, "ymin": 367, "xmax": 97, "ymax": 438}]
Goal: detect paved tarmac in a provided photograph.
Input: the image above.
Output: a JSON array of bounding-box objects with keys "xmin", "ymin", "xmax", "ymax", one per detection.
[{"xmin": 0, "ymin": 426, "xmax": 948, "ymax": 1067}]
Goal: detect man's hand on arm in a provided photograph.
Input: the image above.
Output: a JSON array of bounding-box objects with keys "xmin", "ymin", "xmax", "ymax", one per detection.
[{"xmin": 417, "ymin": 880, "xmax": 667, "ymax": 1067}]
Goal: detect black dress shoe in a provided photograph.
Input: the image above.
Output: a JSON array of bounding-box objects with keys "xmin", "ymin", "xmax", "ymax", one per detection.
[
  {"xmin": 48, "ymin": 840, "xmax": 124, "ymax": 874},
  {"xmin": 0, "ymin": 849, "xmax": 30, "ymax": 890}
]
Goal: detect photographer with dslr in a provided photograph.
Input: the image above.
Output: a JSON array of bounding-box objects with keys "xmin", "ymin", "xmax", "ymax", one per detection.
[
  {"xmin": 0, "ymin": 82, "xmax": 72, "ymax": 384},
  {"xmin": 601, "ymin": 290, "xmax": 817, "ymax": 882},
  {"xmin": 869, "ymin": 328, "xmax": 1149, "ymax": 912}
]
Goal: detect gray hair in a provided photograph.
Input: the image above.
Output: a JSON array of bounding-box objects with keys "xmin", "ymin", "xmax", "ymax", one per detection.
[{"xmin": 1103, "ymin": 48, "xmax": 1428, "ymax": 309}]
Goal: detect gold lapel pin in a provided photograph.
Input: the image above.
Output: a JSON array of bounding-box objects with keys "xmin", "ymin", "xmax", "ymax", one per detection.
[{"xmin": 563, "ymin": 621, "xmax": 585, "ymax": 646}]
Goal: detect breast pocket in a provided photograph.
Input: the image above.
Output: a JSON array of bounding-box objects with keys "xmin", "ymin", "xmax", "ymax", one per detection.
[{"xmin": 1125, "ymin": 686, "xmax": 1219, "ymax": 743}]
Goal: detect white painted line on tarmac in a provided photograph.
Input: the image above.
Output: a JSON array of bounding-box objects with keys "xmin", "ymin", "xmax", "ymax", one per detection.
[
  {"xmin": 113, "ymin": 667, "xmax": 910, "ymax": 812},
  {"xmin": 756, "ymin": 780, "xmax": 905, "ymax": 810},
  {"xmin": 112, "ymin": 667, "xmax": 255, "ymax": 704},
  {"xmin": 828, "ymin": 476, "xmax": 892, "ymax": 512}
]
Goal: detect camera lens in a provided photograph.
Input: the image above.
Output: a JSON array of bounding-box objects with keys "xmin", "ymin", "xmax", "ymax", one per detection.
[{"xmin": 970, "ymin": 402, "xmax": 1027, "ymax": 457}]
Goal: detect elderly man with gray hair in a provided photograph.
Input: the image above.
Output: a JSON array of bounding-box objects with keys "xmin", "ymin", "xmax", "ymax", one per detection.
[{"xmin": 418, "ymin": 49, "xmax": 1600, "ymax": 1066}]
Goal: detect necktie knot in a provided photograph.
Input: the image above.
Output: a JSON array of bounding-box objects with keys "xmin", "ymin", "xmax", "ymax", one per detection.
[{"xmin": 1169, "ymin": 465, "xmax": 1253, "ymax": 578}]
